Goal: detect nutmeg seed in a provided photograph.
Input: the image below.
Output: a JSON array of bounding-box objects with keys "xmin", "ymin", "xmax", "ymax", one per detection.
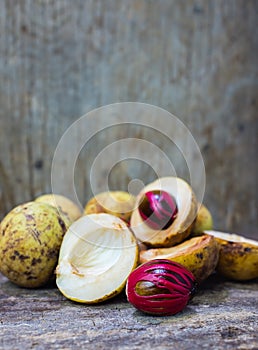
[
  {"xmin": 138, "ymin": 190, "xmax": 178, "ymax": 230},
  {"xmin": 126, "ymin": 259, "xmax": 197, "ymax": 316}
]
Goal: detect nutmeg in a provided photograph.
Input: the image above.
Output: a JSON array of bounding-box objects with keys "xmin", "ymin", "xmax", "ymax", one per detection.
[{"xmin": 126, "ymin": 259, "xmax": 197, "ymax": 315}]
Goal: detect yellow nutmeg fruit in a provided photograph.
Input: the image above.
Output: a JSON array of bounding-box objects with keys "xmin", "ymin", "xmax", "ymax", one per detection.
[
  {"xmin": 84, "ymin": 191, "xmax": 135, "ymax": 224},
  {"xmin": 191, "ymin": 204, "xmax": 213, "ymax": 235},
  {"xmin": 35, "ymin": 193, "xmax": 82, "ymax": 223},
  {"xmin": 0, "ymin": 201, "xmax": 69, "ymax": 288},
  {"xmin": 205, "ymin": 230, "xmax": 258, "ymax": 281}
]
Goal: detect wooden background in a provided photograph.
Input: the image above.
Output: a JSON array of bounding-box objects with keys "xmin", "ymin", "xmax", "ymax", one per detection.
[{"xmin": 0, "ymin": 0, "xmax": 257, "ymax": 238}]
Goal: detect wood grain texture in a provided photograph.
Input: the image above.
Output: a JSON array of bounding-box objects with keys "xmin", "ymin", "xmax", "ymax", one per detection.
[
  {"xmin": 0, "ymin": 0, "xmax": 257, "ymax": 238},
  {"xmin": 0, "ymin": 273, "xmax": 258, "ymax": 349}
]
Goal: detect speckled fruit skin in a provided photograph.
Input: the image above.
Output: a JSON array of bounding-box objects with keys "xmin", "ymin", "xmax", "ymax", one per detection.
[
  {"xmin": 35, "ymin": 194, "xmax": 82, "ymax": 223},
  {"xmin": 0, "ymin": 201, "xmax": 69, "ymax": 288},
  {"xmin": 216, "ymin": 240, "xmax": 258, "ymax": 281},
  {"xmin": 204, "ymin": 231, "xmax": 258, "ymax": 281}
]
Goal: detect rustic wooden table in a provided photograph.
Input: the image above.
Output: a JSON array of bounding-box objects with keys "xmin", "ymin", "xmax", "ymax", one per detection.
[
  {"xmin": 1, "ymin": 0, "xmax": 258, "ymax": 240},
  {"xmin": 0, "ymin": 273, "xmax": 257, "ymax": 350}
]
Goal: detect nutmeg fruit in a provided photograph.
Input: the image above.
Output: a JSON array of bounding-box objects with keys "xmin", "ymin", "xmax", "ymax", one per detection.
[
  {"xmin": 205, "ymin": 230, "xmax": 258, "ymax": 281},
  {"xmin": 56, "ymin": 213, "xmax": 139, "ymax": 303},
  {"xmin": 84, "ymin": 191, "xmax": 136, "ymax": 224},
  {"xmin": 191, "ymin": 203, "xmax": 213, "ymax": 235},
  {"xmin": 130, "ymin": 177, "xmax": 198, "ymax": 248},
  {"xmin": 140, "ymin": 235, "xmax": 220, "ymax": 283},
  {"xmin": 126, "ymin": 259, "xmax": 197, "ymax": 316},
  {"xmin": 35, "ymin": 193, "xmax": 82, "ymax": 223},
  {"xmin": 0, "ymin": 202, "xmax": 69, "ymax": 288},
  {"xmin": 138, "ymin": 190, "xmax": 178, "ymax": 230}
]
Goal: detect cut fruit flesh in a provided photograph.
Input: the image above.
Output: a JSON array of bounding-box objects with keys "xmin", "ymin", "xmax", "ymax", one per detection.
[
  {"xmin": 56, "ymin": 213, "xmax": 138, "ymax": 303},
  {"xmin": 205, "ymin": 230, "xmax": 258, "ymax": 246},
  {"xmin": 130, "ymin": 177, "xmax": 197, "ymax": 248},
  {"xmin": 140, "ymin": 234, "xmax": 220, "ymax": 283}
]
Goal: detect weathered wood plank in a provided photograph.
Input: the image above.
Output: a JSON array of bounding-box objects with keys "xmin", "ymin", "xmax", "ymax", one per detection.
[
  {"xmin": 0, "ymin": 0, "xmax": 257, "ymax": 239},
  {"xmin": 0, "ymin": 273, "xmax": 258, "ymax": 349}
]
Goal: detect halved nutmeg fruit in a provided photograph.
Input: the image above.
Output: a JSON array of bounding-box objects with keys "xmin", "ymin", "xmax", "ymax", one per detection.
[
  {"xmin": 130, "ymin": 177, "xmax": 198, "ymax": 248},
  {"xmin": 84, "ymin": 191, "xmax": 136, "ymax": 224},
  {"xmin": 205, "ymin": 230, "xmax": 258, "ymax": 281},
  {"xmin": 56, "ymin": 213, "xmax": 139, "ymax": 303},
  {"xmin": 140, "ymin": 235, "xmax": 220, "ymax": 283}
]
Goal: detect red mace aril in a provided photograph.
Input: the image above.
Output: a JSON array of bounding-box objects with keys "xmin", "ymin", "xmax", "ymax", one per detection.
[
  {"xmin": 126, "ymin": 259, "xmax": 197, "ymax": 316},
  {"xmin": 138, "ymin": 190, "xmax": 178, "ymax": 230}
]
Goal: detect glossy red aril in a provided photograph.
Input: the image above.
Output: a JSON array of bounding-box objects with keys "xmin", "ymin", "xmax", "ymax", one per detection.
[
  {"xmin": 138, "ymin": 190, "xmax": 178, "ymax": 230},
  {"xmin": 126, "ymin": 259, "xmax": 197, "ymax": 316}
]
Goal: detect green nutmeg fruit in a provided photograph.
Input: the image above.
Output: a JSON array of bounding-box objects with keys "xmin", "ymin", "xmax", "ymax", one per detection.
[{"xmin": 0, "ymin": 201, "xmax": 69, "ymax": 288}]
